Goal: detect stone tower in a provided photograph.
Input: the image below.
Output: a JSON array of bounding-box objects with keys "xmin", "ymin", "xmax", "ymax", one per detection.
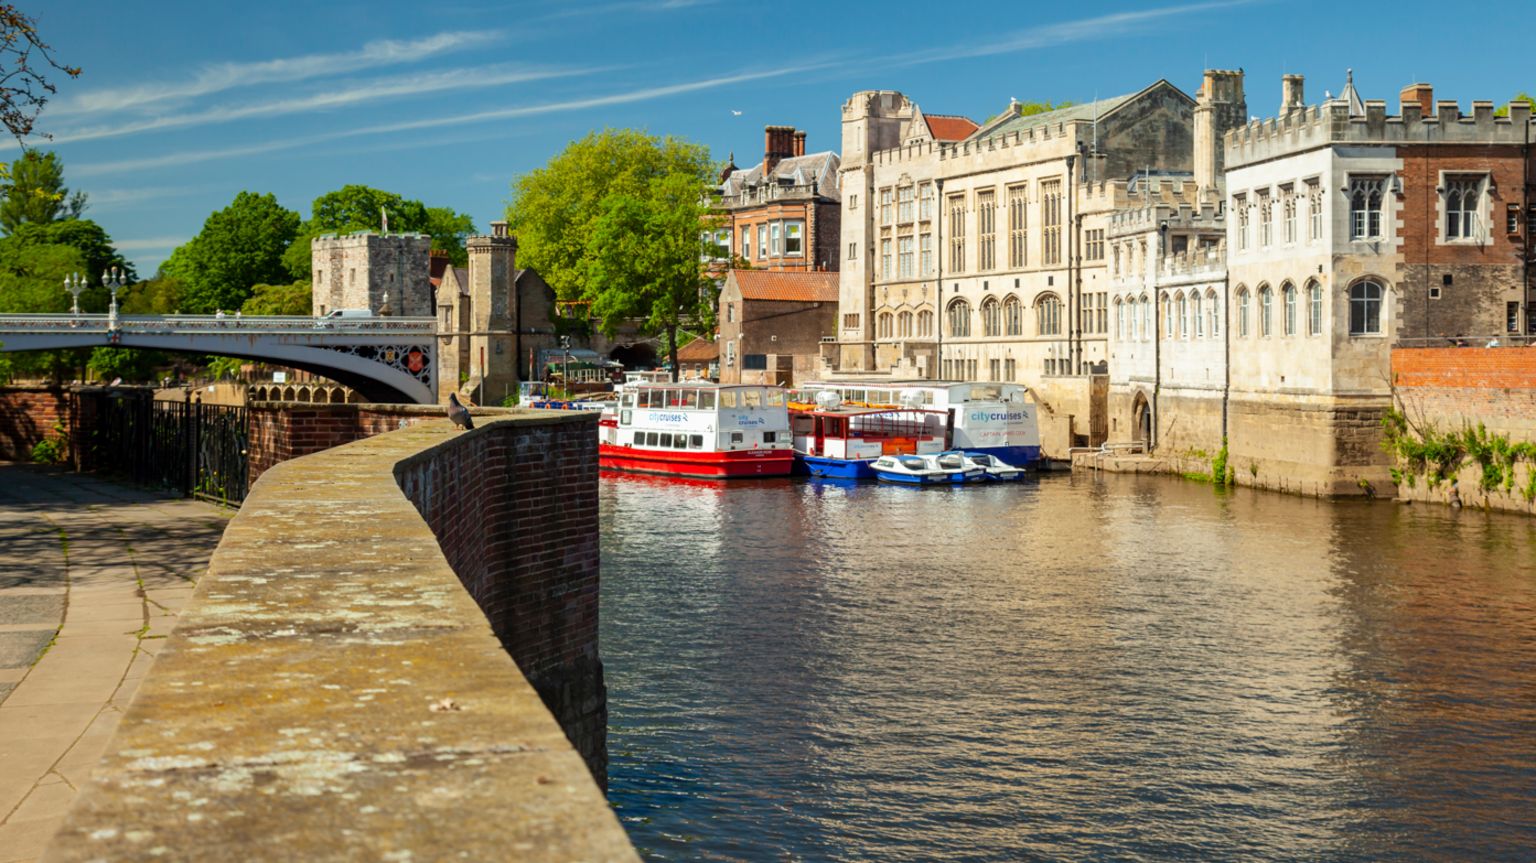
[
  {"xmin": 1192, "ymin": 69, "xmax": 1247, "ymax": 201},
  {"xmin": 464, "ymin": 221, "xmax": 518, "ymax": 401},
  {"xmin": 838, "ymin": 91, "xmax": 914, "ymax": 371},
  {"xmin": 310, "ymin": 232, "xmax": 432, "ymax": 317}
]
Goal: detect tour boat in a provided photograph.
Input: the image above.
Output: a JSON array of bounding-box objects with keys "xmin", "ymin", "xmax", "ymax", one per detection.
[
  {"xmin": 792, "ymin": 381, "xmax": 1041, "ymax": 470},
  {"xmin": 789, "ymin": 394, "xmax": 947, "ymax": 480},
  {"xmin": 869, "ymin": 454, "xmax": 977, "ymax": 485},
  {"xmin": 598, "ymin": 381, "xmax": 793, "ymax": 479},
  {"xmin": 946, "ymin": 450, "xmax": 1026, "ymax": 481}
]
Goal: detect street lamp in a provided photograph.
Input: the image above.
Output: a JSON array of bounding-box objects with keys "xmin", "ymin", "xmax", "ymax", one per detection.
[
  {"xmin": 63, "ymin": 273, "xmax": 87, "ymax": 315},
  {"xmin": 102, "ymin": 266, "xmax": 125, "ymax": 329}
]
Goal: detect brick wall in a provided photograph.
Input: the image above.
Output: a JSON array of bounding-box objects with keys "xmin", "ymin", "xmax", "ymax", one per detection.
[
  {"xmin": 0, "ymin": 386, "xmax": 70, "ymax": 461},
  {"xmin": 392, "ymin": 413, "xmax": 606, "ymax": 784},
  {"xmin": 247, "ymin": 403, "xmax": 505, "ymax": 487}
]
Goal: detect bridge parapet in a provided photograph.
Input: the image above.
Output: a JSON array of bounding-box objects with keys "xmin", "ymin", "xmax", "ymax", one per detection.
[
  {"xmin": 0, "ymin": 313, "xmax": 435, "ymax": 335},
  {"xmin": 41, "ymin": 412, "xmax": 636, "ymax": 862}
]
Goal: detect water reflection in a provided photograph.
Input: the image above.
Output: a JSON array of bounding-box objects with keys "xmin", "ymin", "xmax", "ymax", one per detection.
[{"xmin": 601, "ymin": 473, "xmax": 1536, "ymax": 861}]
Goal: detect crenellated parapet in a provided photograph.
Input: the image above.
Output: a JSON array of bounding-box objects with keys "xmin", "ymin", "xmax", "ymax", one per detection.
[{"xmin": 1226, "ymin": 98, "xmax": 1535, "ymax": 168}]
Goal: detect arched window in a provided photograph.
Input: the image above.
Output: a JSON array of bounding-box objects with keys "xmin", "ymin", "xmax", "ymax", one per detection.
[
  {"xmin": 948, "ymin": 299, "xmax": 972, "ymax": 338},
  {"xmin": 1003, "ymin": 296, "xmax": 1023, "ymax": 336},
  {"xmin": 1283, "ymin": 283, "xmax": 1297, "ymax": 336},
  {"xmin": 1036, "ymin": 294, "xmax": 1062, "ymax": 336},
  {"xmin": 1307, "ymin": 281, "xmax": 1323, "ymax": 336},
  {"xmin": 878, "ymin": 311, "xmax": 893, "ymax": 339},
  {"xmin": 898, "ymin": 311, "xmax": 914, "ymax": 338},
  {"xmin": 1162, "ymin": 293, "xmax": 1174, "ymax": 337},
  {"xmin": 1236, "ymin": 287, "xmax": 1250, "ymax": 337},
  {"xmin": 1207, "ymin": 290, "xmax": 1220, "ymax": 337},
  {"xmin": 1259, "ymin": 285, "xmax": 1273, "ymax": 337},
  {"xmin": 980, "ymin": 297, "xmax": 1001, "ymax": 337},
  {"xmin": 1114, "ymin": 298, "xmax": 1124, "ymax": 340},
  {"xmin": 1140, "ymin": 295, "xmax": 1150, "ymax": 340},
  {"xmin": 1349, "ymin": 280, "xmax": 1383, "ymax": 335},
  {"xmin": 917, "ymin": 309, "xmax": 934, "ymax": 337},
  {"xmin": 1193, "ymin": 292, "xmax": 1204, "ymax": 338},
  {"xmin": 1177, "ymin": 293, "xmax": 1189, "ymax": 339}
]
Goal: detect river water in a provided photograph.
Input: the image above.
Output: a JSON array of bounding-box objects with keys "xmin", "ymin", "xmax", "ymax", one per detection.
[{"xmin": 598, "ymin": 471, "xmax": 1536, "ymax": 862}]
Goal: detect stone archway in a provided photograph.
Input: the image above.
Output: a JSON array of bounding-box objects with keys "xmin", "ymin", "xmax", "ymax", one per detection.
[
  {"xmin": 1132, "ymin": 391, "xmax": 1152, "ymax": 451},
  {"xmin": 608, "ymin": 343, "xmax": 658, "ymax": 369}
]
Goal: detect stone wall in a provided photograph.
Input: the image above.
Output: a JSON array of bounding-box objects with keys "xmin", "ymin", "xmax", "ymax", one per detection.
[
  {"xmin": 41, "ymin": 414, "xmax": 636, "ymax": 862},
  {"xmin": 0, "ymin": 386, "xmax": 69, "ymax": 461}
]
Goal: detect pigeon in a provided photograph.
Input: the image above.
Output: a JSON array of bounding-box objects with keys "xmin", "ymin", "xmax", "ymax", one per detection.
[{"xmin": 447, "ymin": 393, "xmax": 474, "ymax": 430}]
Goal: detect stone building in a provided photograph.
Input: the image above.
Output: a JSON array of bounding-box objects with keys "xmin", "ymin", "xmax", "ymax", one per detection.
[
  {"xmin": 311, "ymin": 232, "xmax": 433, "ymax": 317},
  {"xmin": 831, "ymin": 75, "xmax": 1233, "ymax": 454},
  {"xmin": 717, "ymin": 269, "xmax": 838, "ymax": 387},
  {"xmin": 717, "ymin": 126, "xmax": 841, "ymax": 272}
]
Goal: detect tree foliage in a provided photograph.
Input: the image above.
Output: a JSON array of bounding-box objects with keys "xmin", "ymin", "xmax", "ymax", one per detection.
[
  {"xmin": 1494, "ymin": 92, "xmax": 1535, "ymax": 118},
  {"xmin": 510, "ymin": 129, "xmax": 718, "ymax": 378},
  {"xmin": 164, "ymin": 191, "xmax": 299, "ymax": 314},
  {"xmin": 240, "ymin": 280, "xmax": 312, "ymax": 316},
  {"xmin": 117, "ymin": 275, "xmax": 184, "ymax": 315},
  {"xmin": 1, "ymin": 150, "xmax": 85, "ymax": 231},
  {"xmin": 424, "ymin": 206, "xmax": 476, "ymax": 267},
  {"xmin": 282, "ymin": 185, "xmax": 475, "ymax": 276},
  {"xmin": 1016, "ymin": 99, "xmax": 1073, "ymax": 117},
  {"xmin": 0, "ymin": 5, "xmax": 80, "ymax": 142}
]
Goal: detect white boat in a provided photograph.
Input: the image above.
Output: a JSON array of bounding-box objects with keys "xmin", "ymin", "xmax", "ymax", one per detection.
[
  {"xmin": 945, "ymin": 450, "xmax": 1025, "ymax": 481},
  {"xmin": 870, "ymin": 454, "xmax": 977, "ymax": 485},
  {"xmin": 600, "ymin": 381, "xmax": 794, "ymax": 479}
]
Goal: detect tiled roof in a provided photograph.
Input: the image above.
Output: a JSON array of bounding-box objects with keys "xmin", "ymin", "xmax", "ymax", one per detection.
[
  {"xmin": 924, "ymin": 114, "xmax": 978, "ymax": 141},
  {"xmin": 719, "ymin": 151, "xmax": 841, "ymax": 201},
  {"xmin": 732, "ymin": 269, "xmax": 839, "ymax": 303},
  {"xmin": 676, "ymin": 337, "xmax": 719, "ymax": 361}
]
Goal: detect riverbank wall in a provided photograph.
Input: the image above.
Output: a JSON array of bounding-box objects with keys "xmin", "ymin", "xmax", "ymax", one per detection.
[{"xmin": 40, "ymin": 412, "xmax": 636, "ymax": 861}]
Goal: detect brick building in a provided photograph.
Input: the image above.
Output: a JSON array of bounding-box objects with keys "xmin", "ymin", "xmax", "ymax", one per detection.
[
  {"xmin": 716, "ymin": 126, "xmax": 841, "ymax": 272},
  {"xmin": 717, "ymin": 270, "xmax": 838, "ymax": 386}
]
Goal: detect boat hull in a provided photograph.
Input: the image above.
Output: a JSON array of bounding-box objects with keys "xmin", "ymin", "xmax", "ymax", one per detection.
[
  {"xmin": 872, "ymin": 468, "xmax": 972, "ymax": 485},
  {"xmin": 971, "ymin": 445, "xmax": 1041, "ymax": 470},
  {"xmin": 599, "ymin": 443, "xmax": 793, "ymax": 479},
  {"xmin": 795, "ymin": 454, "xmax": 877, "ymax": 480}
]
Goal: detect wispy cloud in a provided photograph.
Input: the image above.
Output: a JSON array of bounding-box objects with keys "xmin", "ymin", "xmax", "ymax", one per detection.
[
  {"xmin": 86, "ymin": 186, "xmax": 209, "ymax": 210},
  {"xmin": 48, "ymin": 65, "xmax": 600, "ymax": 145},
  {"xmin": 535, "ymin": 0, "xmax": 716, "ymax": 21},
  {"xmin": 893, "ymin": 1, "xmax": 1260, "ymax": 67},
  {"xmin": 75, "ymin": 62, "xmax": 834, "ymax": 177},
  {"xmin": 51, "ymin": 31, "xmax": 503, "ymax": 116}
]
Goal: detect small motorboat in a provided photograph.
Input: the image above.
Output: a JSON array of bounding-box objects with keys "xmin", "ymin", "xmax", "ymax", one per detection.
[
  {"xmin": 871, "ymin": 454, "xmax": 976, "ymax": 485},
  {"xmin": 945, "ymin": 450, "xmax": 1025, "ymax": 481}
]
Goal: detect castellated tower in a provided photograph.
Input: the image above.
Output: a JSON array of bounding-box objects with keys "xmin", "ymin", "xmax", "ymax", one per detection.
[
  {"xmin": 838, "ymin": 91, "xmax": 914, "ymax": 371},
  {"xmin": 465, "ymin": 221, "xmax": 518, "ymax": 400},
  {"xmin": 310, "ymin": 232, "xmax": 433, "ymax": 316},
  {"xmin": 1192, "ymin": 69, "xmax": 1247, "ymax": 201}
]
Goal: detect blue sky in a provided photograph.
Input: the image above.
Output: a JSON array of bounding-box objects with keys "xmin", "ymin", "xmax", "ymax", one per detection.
[{"xmin": 20, "ymin": 0, "xmax": 1536, "ymax": 275}]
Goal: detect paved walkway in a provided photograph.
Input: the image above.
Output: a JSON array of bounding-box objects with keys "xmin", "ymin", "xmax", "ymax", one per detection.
[{"xmin": 0, "ymin": 465, "xmax": 229, "ymax": 863}]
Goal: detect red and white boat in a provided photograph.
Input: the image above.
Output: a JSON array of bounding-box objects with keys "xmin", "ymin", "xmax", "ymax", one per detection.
[{"xmin": 598, "ymin": 381, "xmax": 793, "ymax": 478}]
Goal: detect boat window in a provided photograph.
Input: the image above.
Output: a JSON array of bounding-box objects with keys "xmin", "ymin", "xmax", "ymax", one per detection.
[
  {"xmin": 899, "ymin": 456, "xmax": 927, "ymax": 470},
  {"xmin": 660, "ymin": 389, "xmax": 676, "ymax": 407},
  {"xmin": 673, "ymin": 434, "xmax": 687, "ymax": 449},
  {"xmin": 620, "ymin": 410, "xmax": 632, "ymax": 426},
  {"xmin": 827, "ymin": 418, "xmax": 845, "ymax": 437},
  {"xmin": 766, "ymin": 390, "xmax": 784, "ymax": 406},
  {"xmin": 938, "ymin": 454, "xmax": 964, "ymax": 469},
  {"xmin": 659, "ymin": 433, "xmax": 673, "ymax": 448},
  {"xmin": 689, "ymin": 434, "xmax": 703, "ymax": 449},
  {"xmin": 971, "ymin": 385, "xmax": 1001, "ymax": 401},
  {"xmin": 621, "ymin": 393, "xmax": 635, "ymax": 408},
  {"xmin": 720, "ymin": 390, "xmax": 738, "ymax": 409},
  {"xmin": 763, "ymin": 431, "xmax": 777, "ymax": 444},
  {"xmin": 730, "ymin": 432, "xmax": 743, "ymax": 444},
  {"xmin": 846, "ymin": 389, "xmax": 865, "ymax": 404},
  {"xmin": 683, "ymin": 390, "xmax": 699, "ymax": 409},
  {"xmin": 971, "ymin": 454, "xmax": 994, "ymax": 466},
  {"xmin": 699, "ymin": 391, "xmax": 717, "ymax": 410},
  {"xmin": 742, "ymin": 389, "xmax": 763, "ymax": 408},
  {"xmin": 638, "ymin": 390, "xmax": 654, "ymax": 408}
]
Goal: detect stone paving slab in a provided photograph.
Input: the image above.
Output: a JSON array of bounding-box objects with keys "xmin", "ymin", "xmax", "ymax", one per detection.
[{"xmin": 0, "ymin": 463, "xmax": 228, "ymax": 862}]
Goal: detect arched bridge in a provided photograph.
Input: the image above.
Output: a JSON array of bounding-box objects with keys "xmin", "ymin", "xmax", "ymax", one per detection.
[{"xmin": 0, "ymin": 314, "xmax": 437, "ymax": 403}]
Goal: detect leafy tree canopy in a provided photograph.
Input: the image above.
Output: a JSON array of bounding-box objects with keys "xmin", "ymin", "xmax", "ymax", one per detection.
[
  {"xmin": 1016, "ymin": 100, "xmax": 1073, "ymax": 118},
  {"xmin": 282, "ymin": 185, "xmax": 475, "ymax": 276},
  {"xmin": 0, "ymin": 238, "xmax": 81, "ymax": 312},
  {"xmin": 0, "ymin": 149, "xmax": 85, "ymax": 232},
  {"xmin": 1494, "ymin": 92, "xmax": 1535, "ymax": 118},
  {"xmin": 424, "ymin": 206, "xmax": 476, "ymax": 267},
  {"xmin": 240, "ymin": 280, "xmax": 312, "ymax": 316},
  {"xmin": 165, "ymin": 191, "xmax": 299, "ymax": 314},
  {"xmin": 117, "ymin": 275, "xmax": 184, "ymax": 315}
]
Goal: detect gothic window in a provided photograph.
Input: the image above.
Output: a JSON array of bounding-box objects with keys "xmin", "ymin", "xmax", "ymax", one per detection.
[
  {"xmin": 1235, "ymin": 194, "xmax": 1249, "ymax": 251},
  {"xmin": 1177, "ymin": 293, "xmax": 1189, "ymax": 338},
  {"xmin": 1193, "ymin": 291, "xmax": 1204, "ymax": 337},
  {"xmin": 1282, "ymin": 186, "xmax": 1297, "ymax": 244},
  {"xmin": 1444, "ymin": 175, "xmax": 1485, "ymax": 241},
  {"xmin": 1349, "ymin": 175, "xmax": 1387, "ymax": 240},
  {"xmin": 917, "ymin": 309, "xmax": 934, "ymax": 337},
  {"xmin": 981, "ymin": 297, "xmax": 1001, "ymax": 337},
  {"xmin": 877, "ymin": 312, "xmax": 893, "ymax": 339},
  {"xmin": 897, "ymin": 185, "xmax": 914, "ymax": 223},
  {"xmin": 898, "ymin": 235, "xmax": 914, "ymax": 279},
  {"xmin": 1007, "ymin": 185, "xmax": 1028, "ymax": 268},
  {"xmin": 1308, "ymin": 281, "xmax": 1323, "ymax": 335},
  {"xmin": 1097, "ymin": 292, "xmax": 1108, "ymax": 333},
  {"xmin": 1041, "ymin": 179, "xmax": 1063, "ymax": 266},
  {"xmin": 1307, "ymin": 180, "xmax": 1323, "ymax": 241},
  {"xmin": 1237, "ymin": 287, "xmax": 1250, "ymax": 337},
  {"xmin": 1115, "ymin": 297, "xmax": 1124, "ymax": 340},
  {"xmin": 1349, "ymin": 280, "xmax": 1383, "ymax": 335},
  {"xmin": 898, "ymin": 311, "xmax": 913, "ymax": 338},
  {"xmin": 1036, "ymin": 294, "xmax": 1062, "ymax": 336},
  {"xmin": 949, "ymin": 195, "xmax": 966, "ymax": 272},
  {"xmin": 1140, "ymin": 294, "xmax": 1151, "ymax": 340},
  {"xmin": 948, "ymin": 299, "xmax": 972, "ymax": 337},
  {"xmin": 977, "ymin": 190, "xmax": 997, "ymax": 270},
  {"xmin": 1003, "ymin": 295, "xmax": 1023, "ymax": 336},
  {"xmin": 920, "ymin": 232, "xmax": 933, "ymax": 276},
  {"xmin": 1163, "ymin": 292, "xmax": 1174, "ymax": 337},
  {"xmin": 1207, "ymin": 290, "xmax": 1220, "ymax": 337},
  {"xmin": 881, "ymin": 239, "xmax": 892, "ymax": 278},
  {"xmin": 1258, "ymin": 190, "xmax": 1273, "ymax": 247},
  {"xmin": 1259, "ymin": 285, "xmax": 1273, "ymax": 336},
  {"xmin": 1283, "ymin": 282, "xmax": 1297, "ymax": 335}
]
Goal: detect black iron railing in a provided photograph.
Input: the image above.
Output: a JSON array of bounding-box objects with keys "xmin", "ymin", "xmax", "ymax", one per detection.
[{"xmin": 88, "ymin": 395, "xmax": 249, "ymax": 505}]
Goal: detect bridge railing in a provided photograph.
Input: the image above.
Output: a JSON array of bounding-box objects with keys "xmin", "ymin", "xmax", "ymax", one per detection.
[{"xmin": 0, "ymin": 314, "xmax": 436, "ymax": 334}]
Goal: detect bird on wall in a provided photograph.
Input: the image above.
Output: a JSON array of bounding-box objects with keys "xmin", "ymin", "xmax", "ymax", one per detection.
[{"xmin": 447, "ymin": 393, "xmax": 474, "ymax": 431}]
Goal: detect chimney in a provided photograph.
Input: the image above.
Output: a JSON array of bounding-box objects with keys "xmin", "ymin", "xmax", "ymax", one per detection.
[
  {"xmin": 763, "ymin": 124, "xmax": 795, "ymax": 175},
  {"xmin": 793, "ymin": 130, "xmax": 807, "ymax": 157},
  {"xmin": 490, "ymin": 220, "xmax": 508, "ymax": 239},
  {"xmin": 1281, "ymin": 74, "xmax": 1305, "ymax": 114},
  {"xmin": 1400, "ymin": 83, "xmax": 1434, "ymax": 117}
]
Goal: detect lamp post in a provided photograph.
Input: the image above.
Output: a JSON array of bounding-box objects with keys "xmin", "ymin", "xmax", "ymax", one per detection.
[
  {"xmin": 63, "ymin": 273, "xmax": 87, "ymax": 315},
  {"xmin": 102, "ymin": 266, "xmax": 125, "ymax": 330}
]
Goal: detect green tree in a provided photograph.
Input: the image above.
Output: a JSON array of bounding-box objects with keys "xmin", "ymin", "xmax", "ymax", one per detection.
[
  {"xmin": 1017, "ymin": 99, "xmax": 1073, "ymax": 117},
  {"xmin": 117, "ymin": 274, "xmax": 184, "ymax": 315},
  {"xmin": 424, "ymin": 206, "xmax": 476, "ymax": 266},
  {"xmin": 240, "ymin": 280, "xmax": 312, "ymax": 316},
  {"xmin": 165, "ymin": 191, "xmax": 299, "ymax": 313},
  {"xmin": 509, "ymin": 129, "xmax": 716, "ymax": 305},
  {"xmin": 0, "ymin": 150, "xmax": 85, "ymax": 232},
  {"xmin": 282, "ymin": 185, "xmax": 471, "ymax": 276},
  {"xmin": 86, "ymin": 346, "xmax": 162, "ymax": 383},
  {"xmin": 0, "ymin": 239, "xmax": 87, "ymax": 382},
  {"xmin": 1494, "ymin": 92, "xmax": 1535, "ymax": 118}
]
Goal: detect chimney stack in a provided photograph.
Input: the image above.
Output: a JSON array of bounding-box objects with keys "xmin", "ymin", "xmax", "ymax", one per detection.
[
  {"xmin": 1400, "ymin": 83, "xmax": 1434, "ymax": 117},
  {"xmin": 1281, "ymin": 74, "xmax": 1305, "ymax": 114},
  {"xmin": 763, "ymin": 125, "xmax": 795, "ymax": 175},
  {"xmin": 793, "ymin": 130, "xmax": 807, "ymax": 157}
]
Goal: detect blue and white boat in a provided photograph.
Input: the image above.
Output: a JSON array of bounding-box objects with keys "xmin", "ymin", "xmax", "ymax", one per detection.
[
  {"xmin": 870, "ymin": 454, "xmax": 976, "ymax": 485},
  {"xmin": 793, "ymin": 381, "xmax": 1041, "ymax": 470},
  {"xmin": 789, "ymin": 395, "xmax": 947, "ymax": 480},
  {"xmin": 945, "ymin": 450, "xmax": 1025, "ymax": 481}
]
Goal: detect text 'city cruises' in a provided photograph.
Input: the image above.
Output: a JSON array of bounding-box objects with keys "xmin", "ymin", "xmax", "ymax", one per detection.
[{"xmin": 600, "ymin": 382, "xmax": 793, "ymax": 479}]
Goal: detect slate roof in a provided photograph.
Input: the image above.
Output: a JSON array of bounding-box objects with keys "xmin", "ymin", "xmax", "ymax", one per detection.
[
  {"xmin": 732, "ymin": 269, "xmax": 839, "ymax": 303},
  {"xmin": 974, "ymin": 91, "xmax": 1141, "ymax": 141},
  {"xmin": 719, "ymin": 151, "xmax": 841, "ymax": 201},
  {"xmin": 924, "ymin": 113, "xmax": 979, "ymax": 141},
  {"xmin": 676, "ymin": 337, "xmax": 719, "ymax": 362}
]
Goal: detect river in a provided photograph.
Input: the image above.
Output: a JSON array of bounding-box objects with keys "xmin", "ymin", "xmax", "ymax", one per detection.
[{"xmin": 598, "ymin": 471, "xmax": 1536, "ymax": 862}]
